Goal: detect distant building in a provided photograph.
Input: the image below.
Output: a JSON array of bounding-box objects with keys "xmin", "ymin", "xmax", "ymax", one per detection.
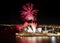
[{"xmin": 37, "ymin": 28, "xmax": 42, "ymax": 33}]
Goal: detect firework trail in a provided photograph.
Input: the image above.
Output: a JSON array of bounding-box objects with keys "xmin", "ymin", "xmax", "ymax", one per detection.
[{"xmin": 20, "ymin": 3, "xmax": 38, "ymax": 21}]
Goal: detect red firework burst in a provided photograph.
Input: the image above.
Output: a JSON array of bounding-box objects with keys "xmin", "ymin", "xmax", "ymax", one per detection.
[{"xmin": 20, "ymin": 3, "xmax": 38, "ymax": 21}]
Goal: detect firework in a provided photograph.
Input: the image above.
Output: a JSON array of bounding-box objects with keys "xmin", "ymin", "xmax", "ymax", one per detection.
[
  {"xmin": 16, "ymin": 3, "xmax": 38, "ymax": 32},
  {"xmin": 20, "ymin": 3, "xmax": 38, "ymax": 21}
]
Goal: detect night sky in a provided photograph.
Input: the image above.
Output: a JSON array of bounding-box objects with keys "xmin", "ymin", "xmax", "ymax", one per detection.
[{"xmin": 0, "ymin": 0, "xmax": 59, "ymax": 24}]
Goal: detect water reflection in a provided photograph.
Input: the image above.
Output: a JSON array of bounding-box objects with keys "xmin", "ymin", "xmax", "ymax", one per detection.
[
  {"xmin": 51, "ymin": 37, "xmax": 56, "ymax": 43},
  {"xmin": 16, "ymin": 36, "xmax": 60, "ymax": 43}
]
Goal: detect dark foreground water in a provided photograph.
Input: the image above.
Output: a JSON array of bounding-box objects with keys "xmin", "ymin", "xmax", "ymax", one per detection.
[{"xmin": 16, "ymin": 36, "xmax": 60, "ymax": 43}]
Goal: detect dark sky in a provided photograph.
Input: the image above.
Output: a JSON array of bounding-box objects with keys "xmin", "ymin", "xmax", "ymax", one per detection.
[{"xmin": 0, "ymin": 0, "xmax": 59, "ymax": 24}]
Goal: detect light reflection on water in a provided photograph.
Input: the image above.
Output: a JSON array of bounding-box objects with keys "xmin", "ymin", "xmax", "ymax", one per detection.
[
  {"xmin": 51, "ymin": 36, "xmax": 56, "ymax": 43},
  {"xmin": 16, "ymin": 36, "xmax": 60, "ymax": 43}
]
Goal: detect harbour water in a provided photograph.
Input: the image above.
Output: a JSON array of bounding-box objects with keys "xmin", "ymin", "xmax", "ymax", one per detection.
[{"xmin": 16, "ymin": 36, "xmax": 60, "ymax": 43}]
